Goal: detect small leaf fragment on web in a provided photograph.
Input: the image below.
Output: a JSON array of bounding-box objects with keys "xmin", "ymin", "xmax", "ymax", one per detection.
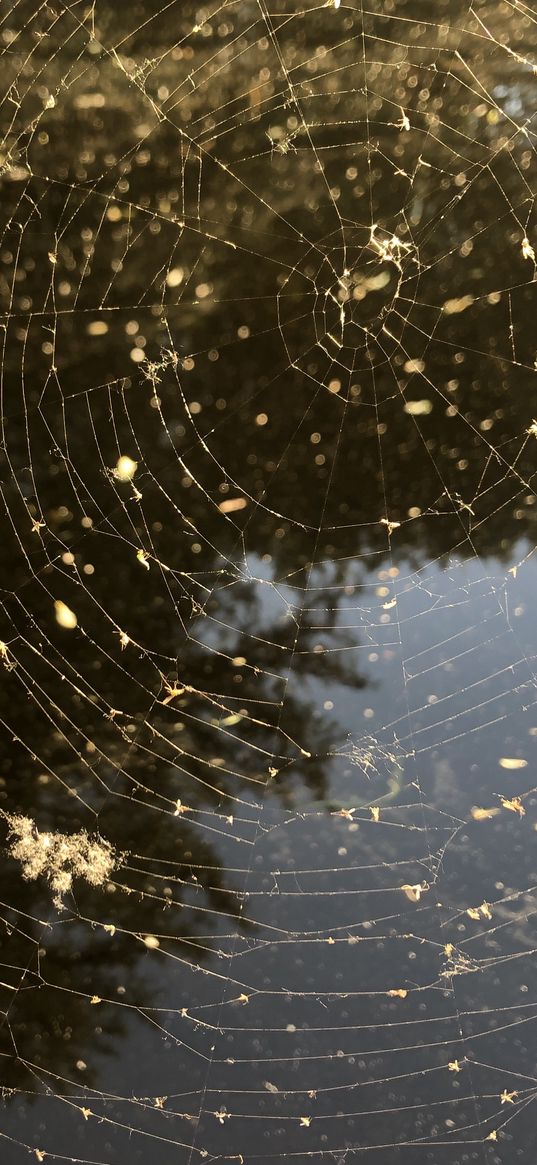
[
  {"xmin": 471, "ymin": 806, "xmax": 500, "ymax": 821},
  {"xmin": 90, "ymin": 995, "xmax": 101, "ymax": 1004},
  {"xmin": 401, "ymin": 882, "xmax": 428, "ymax": 902},
  {"xmin": 332, "ymin": 807, "xmax": 355, "ymax": 820},
  {"xmin": 264, "ymin": 1081, "xmax": 279, "ymax": 1093},
  {"xmin": 467, "ymin": 902, "xmax": 492, "ymax": 921},
  {"xmin": 500, "ymin": 1089, "xmax": 518, "ymax": 1104},
  {"xmin": 443, "ymin": 294, "xmax": 475, "ymax": 315},
  {"xmin": 522, "ymin": 236, "xmax": 535, "ymax": 262},
  {"xmin": 486, "ymin": 1130, "xmax": 498, "ymax": 1141},
  {"xmin": 143, "ymin": 934, "xmax": 160, "ymax": 949},
  {"xmin": 218, "ymin": 497, "xmax": 248, "ymax": 514},
  {"xmin": 501, "ymin": 796, "xmax": 525, "ymax": 816},
  {"xmin": 403, "ymin": 400, "xmax": 433, "ymax": 416},
  {"xmin": 175, "ymin": 800, "xmax": 191, "ymax": 816},
  {"xmin": 237, "ymin": 993, "xmax": 249, "ymax": 1004},
  {"xmin": 499, "ymin": 757, "xmax": 527, "ymax": 769},
  {"xmin": 162, "ymin": 685, "xmax": 185, "ymax": 705},
  {"xmin": 380, "ymin": 517, "xmax": 401, "ymax": 535},
  {"xmin": 0, "ymin": 642, "xmax": 15, "ymax": 670},
  {"xmin": 54, "ymin": 600, "xmax": 77, "ymax": 629},
  {"xmin": 387, "ymin": 989, "xmax": 407, "ymax": 998},
  {"xmin": 104, "ymin": 924, "xmax": 116, "ymax": 936}
]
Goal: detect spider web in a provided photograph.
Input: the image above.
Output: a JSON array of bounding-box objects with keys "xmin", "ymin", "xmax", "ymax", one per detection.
[{"xmin": 1, "ymin": 0, "xmax": 537, "ymax": 1161}]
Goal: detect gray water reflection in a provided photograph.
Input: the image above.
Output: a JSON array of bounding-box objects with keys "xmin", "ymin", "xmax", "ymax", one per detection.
[{"xmin": 1, "ymin": 1, "xmax": 537, "ymax": 1161}]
